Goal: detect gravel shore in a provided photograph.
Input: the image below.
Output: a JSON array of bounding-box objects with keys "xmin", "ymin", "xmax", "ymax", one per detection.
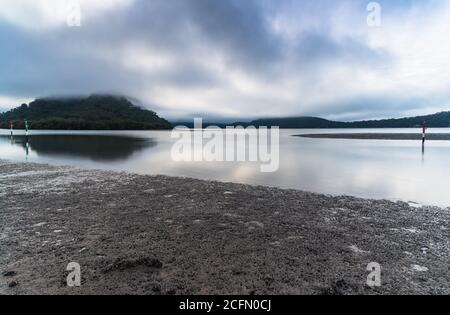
[{"xmin": 0, "ymin": 160, "xmax": 448, "ymax": 295}]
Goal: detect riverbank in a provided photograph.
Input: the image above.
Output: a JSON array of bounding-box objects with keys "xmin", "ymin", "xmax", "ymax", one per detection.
[
  {"xmin": 0, "ymin": 160, "xmax": 448, "ymax": 295},
  {"xmin": 295, "ymin": 133, "xmax": 450, "ymax": 140}
]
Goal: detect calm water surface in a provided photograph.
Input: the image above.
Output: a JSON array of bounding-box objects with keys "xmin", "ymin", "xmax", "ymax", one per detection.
[{"xmin": 1, "ymin": 128, "xmax": 450, "ymax": 207}]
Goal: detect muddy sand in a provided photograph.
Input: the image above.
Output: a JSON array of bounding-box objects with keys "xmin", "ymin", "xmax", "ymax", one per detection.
[
  {"xmin": 296, "ymin": 133, "xmax": 450, "ymax": 141},
  {"xmin": 0, "ymin": 160, "xmax": 448, "ymax": 295}
]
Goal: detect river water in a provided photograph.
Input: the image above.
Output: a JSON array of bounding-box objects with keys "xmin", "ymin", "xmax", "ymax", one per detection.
[{"xmin": 1, "ymin": 128, "xmax": 449, "ymax": 207}]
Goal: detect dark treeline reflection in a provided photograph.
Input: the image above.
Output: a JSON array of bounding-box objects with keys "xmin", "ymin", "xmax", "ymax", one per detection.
[{"xmin": 1, "ymin": 135, "xmax": 156, "ymax": 161}]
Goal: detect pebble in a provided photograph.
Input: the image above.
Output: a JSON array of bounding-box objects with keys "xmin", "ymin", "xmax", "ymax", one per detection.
[
  {"xmin": 411, "ymin": 265, "xmax": 429, "ymax": 272},
  {"xmin": 2, "ymin": 271, "xmax": 17, "ymax": 277},
  {"xmin": 247, "ymin": 221, "xmax": 264, "ymax": 228},
  {"xmin": 349, "ymin": 245, "xmax": 370, "ymax": 254}
]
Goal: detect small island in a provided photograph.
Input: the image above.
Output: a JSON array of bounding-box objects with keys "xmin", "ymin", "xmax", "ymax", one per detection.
[{"xmin": 0, "ymin": 95, "xmax": 173, "ymax": 130}]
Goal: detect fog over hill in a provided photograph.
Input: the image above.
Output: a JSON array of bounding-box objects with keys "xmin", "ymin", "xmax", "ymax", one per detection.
[{"xmin": 0, "ymin": 95, "xmax": 172, "ymax": 130}]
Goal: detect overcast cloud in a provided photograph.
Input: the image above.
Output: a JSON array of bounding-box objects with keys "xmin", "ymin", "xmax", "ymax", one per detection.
[{"xmin": 0, "ymin": 0, "xmax": 449, "ymax": 120}]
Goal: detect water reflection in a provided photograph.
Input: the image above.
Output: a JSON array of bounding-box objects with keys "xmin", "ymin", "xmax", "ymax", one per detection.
[
  {"xmin": 422, "ymin": 141, "xmax": 425, "ymax": 164},
  {"xmin": 0, "ymin": 135, "xmax": 156, "ymax": 162},
  {"xmin": 1, "ymin": 129, "xmax": 450, "ymax": 206}
]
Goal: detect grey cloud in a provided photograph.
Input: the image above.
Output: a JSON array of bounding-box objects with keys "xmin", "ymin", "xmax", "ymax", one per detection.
[
  {"xmin": 0, "ymin": 0, "xmax": 285, "ymax": 103},
  {"xmin": 306, "ymin": 96, "xmax": 432, "ymax": 121},
  {"xmin": 291, "ymin": 32, "xmax": 390, "ymax": 68},
  {"xmin": 0, "ymin": 0, "xmax": 440, "ymax": 118}
]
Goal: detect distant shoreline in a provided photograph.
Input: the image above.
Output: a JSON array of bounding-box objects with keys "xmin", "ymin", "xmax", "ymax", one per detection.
[
  {"xmin": 2, "ymin": 128, "xmax": 450, "ymax": 133},
  {"xmin": 295, "ymin": 133, "xmax": 450, "ymax": 140},
  {"xmin": 1, "ymin": 160, "xmax": 448, "ymax": 295}
]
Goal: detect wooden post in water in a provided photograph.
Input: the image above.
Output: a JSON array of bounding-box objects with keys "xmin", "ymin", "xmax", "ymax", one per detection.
[
  {"xmin": 10, "ymin": 120, "xmax": 13, "ymax": 137},
  {"xmin": 421, "ymin": 121, "xmax": 427, "ymax": 143},
  {"xmin": 24, "ymin": 119, "xmax": 29, "ymax": 159},
  {"xmin": 24, "ymin": 119, "xmax": 29, "ymax": 137}
]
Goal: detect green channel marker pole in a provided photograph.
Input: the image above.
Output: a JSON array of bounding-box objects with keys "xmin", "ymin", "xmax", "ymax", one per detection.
[{"xmin": 24, "ymin": 119, "xmax": 29, "ymax": 159}]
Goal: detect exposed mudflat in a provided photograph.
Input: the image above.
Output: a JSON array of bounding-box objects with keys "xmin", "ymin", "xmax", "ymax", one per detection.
[
  {"xmin": 0, "ymin": 160, "xmax": 448, "ymax": 295},
  {"xmin": 295, "ymin": 133, "xmax": 450, "ymax": 141}
]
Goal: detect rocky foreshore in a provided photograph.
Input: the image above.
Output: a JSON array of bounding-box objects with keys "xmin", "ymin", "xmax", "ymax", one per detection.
[{"xmin": 0, "ymin": 160, "xmax": 448, "ymax": 295}]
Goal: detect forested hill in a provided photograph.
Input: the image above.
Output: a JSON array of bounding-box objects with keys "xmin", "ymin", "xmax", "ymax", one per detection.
[
  {"xmin": 249, "ymin": 117, "xmax": 345, "ymax": 128},
  {"xmin": 249, "ymin": 111, "xmax": 450, "ymax": 128},
  {"xmin": 0, "ymin": 95, "xmax": 173, "ymax": 130},
  {"xmin": 2, "ymin": 95, "xmax": 449, "ymax": 130},
  {"xmin": 173, "ymin": 112, "xmax": 450, "ymax": 129}
]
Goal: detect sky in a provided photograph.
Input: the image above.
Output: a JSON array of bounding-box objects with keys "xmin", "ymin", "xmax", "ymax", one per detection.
[{"xmin": 1, "ymin": 0, "xmax": 450, "ymax": 121}]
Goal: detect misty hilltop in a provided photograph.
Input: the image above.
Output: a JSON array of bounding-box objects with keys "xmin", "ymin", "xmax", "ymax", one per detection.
[{"xmin": 0, "ymin": 95, "xmax": 172, "ymax": 130}]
